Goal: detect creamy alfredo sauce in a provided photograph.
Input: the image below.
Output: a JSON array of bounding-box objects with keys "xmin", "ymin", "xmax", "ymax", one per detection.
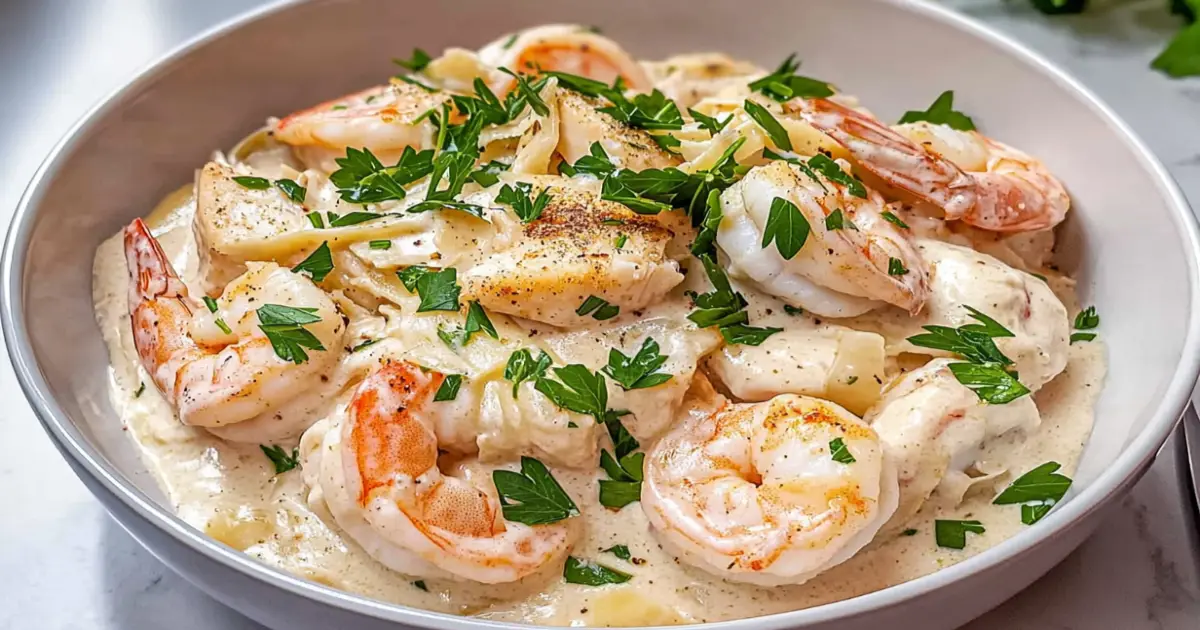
[{"xmin": 93, "ymin": 189, "xmax": 1104, "ymax": 625}]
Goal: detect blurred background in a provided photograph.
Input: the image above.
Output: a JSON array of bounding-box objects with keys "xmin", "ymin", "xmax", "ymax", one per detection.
[{"xmin": 0, "ymin": 1, "xmax": 1197, "ymax": 629}]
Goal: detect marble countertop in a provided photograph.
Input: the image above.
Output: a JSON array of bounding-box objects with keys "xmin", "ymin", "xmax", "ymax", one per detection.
[{"xmin": 1, "ymin": 1, "xmax": 1198, "ymax": 628}]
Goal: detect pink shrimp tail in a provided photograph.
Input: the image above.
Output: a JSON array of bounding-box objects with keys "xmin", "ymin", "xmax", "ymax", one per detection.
[
  {"xmin": 784, "ymin": 98, "xmax": 977, "ymax": 219},
  {"xmin": 123, "ymin": 218, "xmax": 189, "ymax": 307}
]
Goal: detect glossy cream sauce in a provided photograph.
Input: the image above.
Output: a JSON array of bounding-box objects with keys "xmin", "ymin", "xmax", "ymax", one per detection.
[{"xmin": 92, "ymin": 189, "xmax": 1105, "ymax": 626}]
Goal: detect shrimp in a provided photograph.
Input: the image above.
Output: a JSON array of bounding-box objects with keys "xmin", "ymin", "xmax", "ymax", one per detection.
[
  {"xmin": 641, "ymin": 377, "xmax": 898, "ymax": 586},
  {"xmin": 124, "ymin": 218, "xmax": 345, "ymax": 429},
  {"xmin": 784, "ymin": 98, "xmax": 1069, "ymax": 233},
  {"xmin": 306, "ymin": 360, "xmax": 575, "ymax": 583},
  {"xmin": 717, "ymin": 160, "xmax": 930, "ymax": 318},
  {"xmin": 479, "ymin": 24, "xmax": 653, "ymax": 93},
  {"xmin": 273, "ymin": 81, "xmax": 447, "ymax": 172},
  {"xmin": 865, "ymin": 359, "xmax": 1040, "ymax": 536}
]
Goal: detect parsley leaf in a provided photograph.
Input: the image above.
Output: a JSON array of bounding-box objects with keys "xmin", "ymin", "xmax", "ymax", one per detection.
[
  {"xmin": 330, "ymin": 146, "xmax": 434, "ymax": 204},
  {"xmin": 825, "ymin": 208, "xmax": 858, "ymax": 231},
  {"xmin": 134, "ymin": 382, "xmax": 146, "ymax": 398},
  {"xmin": 934, "ymin": 519, "xmax": 985, "ymax": 550},
  {"xmin": 327, "ymin": 211, "xmax": 384, "ymax": 227},
  {"xmin": 412, "ymin": 580, "xmax": 428, "ymax": 592},
  {"xmin": 407, "ymin": 151, "xmax": 488, "ymax": 219},
  {"xmin": 1070, "ymin": 332, "xmax": 1096, "ymax": 344},
  {"xmin": 256, "ymin": 305, "xmax": 325, "ymax": 364},
  {"xmin": 560, "ymin": 142, "xmax": 617, "ymax": 178},
  {"xmin": 599, "ymin": 89, "xmax": 685, "ymax": 131},
  {"xmin": 881, "ymin": 210, "xmax": 910, "ymax": 229},
  {"xmin": 897, "ymin": 91, "xmax": 977, "ymax": 131},
  {"xmin": 499, "ymin": 68, "xmax": 551, "ymax": 116},
  {"xmin": 762, "ymin": 197, "xmax": 811, "ymax": 260},
  {"xmin": 888, "ymin": 257, "xmax": 909, "ymax": 276},
  {"xmin": 505, "ymin": 348, "xmax": 553, "ymax": 397},
  {"xmin": 232, "ymin": 176, "xmax": 270, "ymax": 190},
  {"xmin": 743, "ymin": 100, "xmax": 792, "ymax": 151},
  {"xmin": 993, "ymin": 461, "xmax": 1072, "ymax": 525},
  {"xmin": 535, "ymin": 364, "xmax": 610, "ymax": 422},
  {"xmin": 1074, "ymin": 306, "xmax": 1100, "ymax": 330},
  {"xmin": 306, "ymin": 212, "xmax": 325, "ymax": 229},
  {"xmin": 440, "ymin": 301, "xmax": 498, "ymax": 347},
  {"xmin": 396, "ymin": 265, "xmax": 430, "ymax": 292},
  {"xmin": 907, "ymin": 306, "xmax": 1031, "ymax": 404},
  {"xmin": 260, "ymin": 444, "xmax": 300, "ymax": 474},
  {"xmin": 603, "ymin": 338, "xmax": 673, "ymax": 391},
  {"xmin": 350, "ymin": 339, "xmax": 379, "ymax": 353},
  {"xmin": 492, "ymin": 457, "xmax": 579, "ymax": 525},
  {"xmin": 576, "ymin": 295, "xmax": 620, "ymax": 321},
  {"xmin": 470, "ymin": 160, "xmax": 510, "ymax": 187},
  {"xmin": 291, "ymin": 241, "xmax": 333, "ymax": 283},
  {"xmin": 203, "ymin": 296, "xmax": 218, "ymax": 313},
  {"xmin": 275, "ymin": 178, "xmax": 307, "ymax": 204},
  {"xmin": 946, "ymin": 362, "xmax": 1030, "ymax": 404},
  {"xmin": 497, "ymin": 182, "xmax": 552, "ymax": 223},
  {"xmin": 748, "ymin": 54, "xmax": 835, "ymax": 101},
  {"xmin": 688, "ymin": 254, "xmax": 749, "ymax": 329},
  {"xmin": 807, "ymin": 154, "xmax": 867, "ymax": 198},
  {"xmin": 563, "ymin": 556, "xmax": 632, "ymax": 586},
  {"xmin": 433, "ymin": 374, "xmax": 463, "ymax": 402},
  {"xmin": 369, "ymin": 239, "xmax": 392, "ymax": 250},
  {"xmin": 393, "ymin": 48, "xmax": 432, "ymax": 72},
  {"xmin": 414, "ymin": 268, "xmax": 461, "ymax": 312},
  {"xmin": 719, "ymin": 323, "xmax": 782, "ymax": 346},
  {"xmin": 604, "ymin": 545, "xmax": 632, "ymax": 561},
  {"xmin": 690, "ymin": 189, "xmax": 723, "ymax": 256},
  {"xmin": 689, "ymin": 108, "xmax": 731, "ymax": 136},
  {"xmin": 829, "ymin": 437, "xmax": 856, "ymax": 464}
]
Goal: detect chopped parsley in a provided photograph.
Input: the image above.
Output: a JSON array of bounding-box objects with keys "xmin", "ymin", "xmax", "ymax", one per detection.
[
  {"xmin": 350, "ymin": 339, "xmax": 379, "ymax": 353},
  {"xmin": 761, "ymin": 197, "xmax": 811, "ymax": 260},
  {"xmin": 603, "ymin": 545, "xmax": 632, "ymax": 561},
  {"xmin": 993, "ymin": 461, "xmax": 1073, "ymax": 525},
  {"xmin": 392, "ymin": 48, "xmax": 432, "ymax": 72},
  {"xmin": 496, "ymin": 181, "xmax": 552, "ymax": 223},
  {"xmin": 1071, "ymin": 306, "xmax": 1100, "ymax": 344},
  {"xmin": 260, "ymin": 444, "xmax": 300, "ymax": 474},
  {"xmin": 433, "ymin": 374, "xmax": 463, "ymax": 402},
  {"xmin": 306, "ymin": 212, "xmax": 325, "ymax": 229},
  {"xmin": 291, "ymin": 241, "xmax": 333, "ymax": 283},
  {"xmin": 603, "ymin": 338, "xmax": 673, "ymax": 391},
  {"xmin": 504, "ymin": 348, "xmax": 553, "ymax": 397},
  {"xmin": 534, "ymin": 364, "xmax": 612, "ymax": 423},
  {"xmin": 880, "ymin": 210, "xmax": 910, "ymax": 229},
  {"xmin": 274, "ymin": 178, "xmax": 307, "ymax": 204},
  {"xmin": 414, "ymin": 267, "xmax": 461, "ymax": 312},
  {"xmin": 934, "ymin": 519, "xmax": 985, "ymax": 550},
  {"xmin": 888, "ymin": 257, "xmax": 909, "ymax": 276},
  {"xmin": 748, "ymin": 54, "xmax": 835, "ymax": 101},
  {"xmin": 469, "ymin": 160, "xmax": 510, "ymax": 187},
  {"xmin": 906, "ymin": 306, "xmax": 1031, "ymax": 404},
  {"xmin": 232, "ymin": 176, "xmax": 270, "ymax": 190},
  {"xmin": 825, "ymin": 208, "xmax": 857, "ymax": 231},
  {"xmin": 688, "ymin": 108, "xmax": 732, "ymax": 136},
  {"xmin": 688, "ymin": 255, "xmax": 780, "ymax": 346},
  {"xmin": 329, "ymin": 146, "xmax": 434, "ymax": 204},
  {"xmin": 829, "ymin": 437, "xmax": 856, "ymax": 464},
  {"xmin": 492, "ymin": 456, "xmax": 579, "ymax": 525},
  {"xmin": 743, "ymin": 100, "xmax": 792, "ymax": 151},
  {"xmin": 439, "ymin": 301, "xmax": 498, "ymax": 347},
  {"xmin": 897, "ymin": 90, "xmax": 977, "ymax": 131},
  {"xmin": 412, "ymin": 580, "xmax": 428, "ymax": 592},
  {"xmin": 134, "ymin": 382, "xmax": 146, "ymax": 398},
  {"xmin": 807, "ymin": 153, "xmax": 867, "ymax": 198},
  {"xmin": 563, "ymin": 556, "xmax": 632, "ymax": 586},
  {"xmin": 396, "ymin": 265, "xmax": 431, "ymax": 292},
  {"xmin": 691, "ymin": 189, "xmax": 723, "ymax": 256},
  {"xmin": 576, "ymin": 295, "xmax": 620, "ymax": 321},
  {"xmin": 614, "ymin": 234, "xmax": 628, "ymax": 249},
  {"xmin": 327, "ymin": 211, "xmax": 384, "ymax": 227},
  {"xmin": 256, "ymin": 305, "xmax": 326, "ymax": 364}
]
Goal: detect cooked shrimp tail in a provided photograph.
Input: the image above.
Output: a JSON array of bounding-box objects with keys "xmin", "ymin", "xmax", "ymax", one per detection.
[
  {"xmin": 124, "ymin": 218, "xmax": 344, "ymax": 431},
  {"xmin": 642, "ymin": 378, "xmax": 898, "ymax": 585},
  {"xmin": 311, "ymin": 361, "xmax": 575, "ymax": 583}
]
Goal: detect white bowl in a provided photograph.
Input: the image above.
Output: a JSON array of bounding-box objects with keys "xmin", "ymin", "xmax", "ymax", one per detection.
[{"xmin": 4, "ymin": 0, "xmax": 1199, "ymax": 628}]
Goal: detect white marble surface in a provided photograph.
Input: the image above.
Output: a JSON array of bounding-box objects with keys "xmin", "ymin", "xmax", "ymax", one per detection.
[{"xmin": 1, "ymin": 1, "xmax": 1199, "ymax": 628}]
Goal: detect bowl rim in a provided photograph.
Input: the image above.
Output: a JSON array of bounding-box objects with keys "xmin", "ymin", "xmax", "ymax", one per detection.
[{"xmin": 4, "ymin": 0, "xmax": 1199, "ymax": 628}]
